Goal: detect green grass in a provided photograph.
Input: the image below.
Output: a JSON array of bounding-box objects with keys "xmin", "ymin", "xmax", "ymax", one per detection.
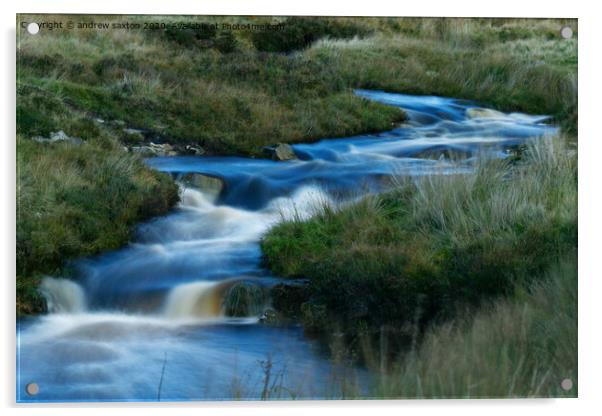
[
  {"xmin": 16, "ymin": 137, "xmax": 179, "ymax": 314},
  {"xmin": 369, "ymin": 257, "xmax": 577, "ymax": 398},
  {"xmin": 17, "ymin": 16, "xmax": 576, "ymax": 156},
  {"xmin": 265, "ymin": 257, "xmax": 576, "ymax": 399},
  {"xmin": 307, "ymin": 32, "xmax": 577, "ymax": 132},
  {"xmin": 262, "ymin": 136, "xmax": 577, "ymax": 335}
]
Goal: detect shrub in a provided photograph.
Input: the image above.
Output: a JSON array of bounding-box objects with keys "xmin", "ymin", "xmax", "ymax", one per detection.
[
  {"xmin": 164, "ymin": 22, "xmax": 217, "ymax": 47},
  {"xmin": 251, "ymin": 17, "xmax": 372, "ymax": 53},
  {"xmin": 214, "ymin": 31, "xmax": 238, "ymax": 54}
]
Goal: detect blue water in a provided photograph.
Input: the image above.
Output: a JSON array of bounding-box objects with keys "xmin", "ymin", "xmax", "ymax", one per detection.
[{"xmin": 16, "ymin": 90, "xmax": 556, "ymax": 402}]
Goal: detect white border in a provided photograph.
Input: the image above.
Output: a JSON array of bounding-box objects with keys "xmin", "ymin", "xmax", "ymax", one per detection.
[{"xmin": 2, "ymin": 1, "xmax": 600, "ymax": 415}]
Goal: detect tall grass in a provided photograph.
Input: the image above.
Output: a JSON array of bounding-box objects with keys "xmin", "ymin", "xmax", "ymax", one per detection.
[
  {"xmin": 262, "ymin": 136, "xmax": 577, "ymax": 335},
  {"xmin": 16, "ymin": 137, "xmax": 179, "ymax": 314},
  {"xmin": 371, "ymin": 258, "xmax": 577, "ymax": 398},
  {"xmin": 309, "ymin": 34, "xmax": 577, "ymax": 132},
  {"xmin": 234, "ymin": 258, "xmax": 576, "ymax": 399}
]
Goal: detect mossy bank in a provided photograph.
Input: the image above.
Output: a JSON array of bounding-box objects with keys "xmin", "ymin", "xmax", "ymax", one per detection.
[
  {"xmin": 262, "ymin": 137, "xmax": 577, "ymax": 337},
  {"xmin": 17, "ymin": 137, "xmax": 179, "ymax": 315}
]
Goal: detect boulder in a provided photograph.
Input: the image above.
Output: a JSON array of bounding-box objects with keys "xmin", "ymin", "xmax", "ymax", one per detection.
[
  {"xmin": 121, "ymin": 128, "xmax": 145, "ymax": 144},
  {"xmin": 185, "ymin": 145, "xmax": 205, "ymax": 155},
  {"xmin": 32, "ymin": 130, "xmax": 82, "ymax": 145},
  {"xmin": 262, "ymin": 143, "xmax": 296, "ymax": 161},
  {"xmin": 148, "ymin": 142, "xmax": 178, "ymax": 156},
  {"xmin": 178, "ymin": 173, "xmax": 224, "ymax": 199},
  {"xmin": 130, "ymin": 146, "xmax": 156, "ymax": 157},
  {"xmin": 123, "ymin": 127, "xmax": 145, "ymax": 135},
  {"xmin": 130, "ymin": 142, "xmax": 178, "ymax": 157}
]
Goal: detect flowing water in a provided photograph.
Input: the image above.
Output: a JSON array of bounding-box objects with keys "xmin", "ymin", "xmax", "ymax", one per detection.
[{"xmin": 16, "ymin": 90, "xmax": 556, "ymax": 402}]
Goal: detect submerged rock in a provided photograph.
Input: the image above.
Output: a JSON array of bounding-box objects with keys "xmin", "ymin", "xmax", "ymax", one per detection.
[
  {"xmin": 262, "ymin": 143, "xmax": 297, "ymax": 161},
  {"xmin": 178, "ymin": 173, "xmax": 224, "ymax": 199},
  {"xmin": 466, "ymin": 107, "xmax": 506, "ymax": 119},
  {"xmin": 412, "ymin": 146, "xmax": 472, "ymax": 160},
  {"xmin": 259, "ymin": 308, "xmax": 280, "ymax": 324}
]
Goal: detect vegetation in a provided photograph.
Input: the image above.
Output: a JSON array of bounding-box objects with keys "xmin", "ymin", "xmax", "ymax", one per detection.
[
  {"xmin": 262, "ymin": 136, "xmax": 577, "ymax": 337},
  {"xmin": 16, "ymin": 137, "xmax": 179, "ymax": 314},
  {"xmin": 250, "ymin": 16, "xmax": 372, "ymax": 53},
  {"xmin": 16, "ymin": 15, "xmax": 578, "ymax": 398},
  {"xmin": 17, "ymin": 16, "xmax": 406, "ymax": 157},
  {"xmin": 371, "ymin": 258, "xmax": 577, "ymax": 398},
  {"xmin": 252, "ymin": 258, "xmax": 576, "ymax": 399},
  {"xmin": 17, "ymin": 14, "xmax": 577, "ymax": 376},
  {"xmin": 18, "ymin": 16, "xmax": 576, "ymax": 158}
]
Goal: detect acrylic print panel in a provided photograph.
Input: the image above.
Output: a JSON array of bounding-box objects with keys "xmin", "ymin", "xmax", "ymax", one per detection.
[{"xmin": 16, "ymin": 14, "xmax": 577, "ymax": 402}]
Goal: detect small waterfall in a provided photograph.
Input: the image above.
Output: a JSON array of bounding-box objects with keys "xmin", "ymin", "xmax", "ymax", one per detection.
[
  {"xmin": 163, "ymin": 281, "xmax": 224, "ymax": 318},
  {"xmin": 39, "ymin": 277, "xmax": 87, "ymax": 313},
  {"xmin": 180, "ymin": 187, "xmax": 215, "ymax": 210},
  {"xmin": 162, "ymin": 278, "xmax": 268, "ymax": 319}
]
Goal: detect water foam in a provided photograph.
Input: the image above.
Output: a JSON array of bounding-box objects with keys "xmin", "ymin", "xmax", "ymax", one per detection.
[
  {"xmin": 180, "ymin": 187, "xmax": 215, "ymax": 210},
  {"xmin": 266, "ymin": 185, "xmax": 334, "ymax": 221},
  {"xmin": 39, "ymin": 277, "xmax": 87, "ymax": 313}
]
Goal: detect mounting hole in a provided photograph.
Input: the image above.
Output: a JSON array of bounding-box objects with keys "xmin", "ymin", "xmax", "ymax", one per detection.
[
  {"xmin": 560, "ymin": 26, "xmax": 573, "ymax": 39},
  {"xmin": 25, "ymin": 382, "xmax": 39, "ymax": 396},
  {"xmin": 26, "ymin": 22, "xmax": 40, "ymax": 35},
  {"xmin": 561, "ymin": 378, "xmax": 573, "ymax": 391}
]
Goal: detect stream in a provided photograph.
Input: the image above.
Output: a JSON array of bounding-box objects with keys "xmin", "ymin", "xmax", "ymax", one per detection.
[{"xmin": 16, "ymin": 90, "xmax": 556, "ymax": 402}]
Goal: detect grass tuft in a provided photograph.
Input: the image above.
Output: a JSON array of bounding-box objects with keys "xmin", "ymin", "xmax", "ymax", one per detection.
[
  {"xmin": 370, "ymin": 258, "xmax": 577, "ymax": 398},
  {"xmin": 16, "ymin": 136, "xmax": 179, "ymax": 314},
  {"xmin": 262, "ymin": 136, "xmax": 577, "ymax": 334}
]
